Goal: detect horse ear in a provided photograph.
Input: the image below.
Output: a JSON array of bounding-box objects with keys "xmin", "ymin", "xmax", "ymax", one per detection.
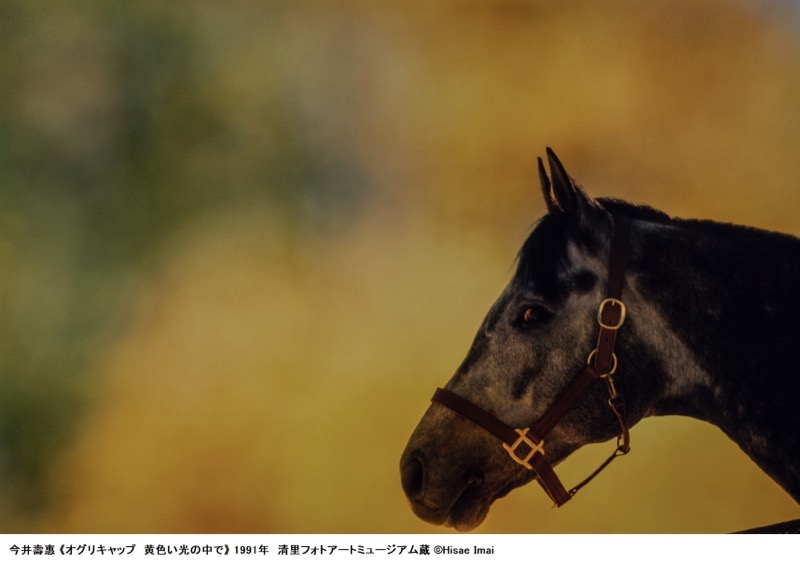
[
  {"xmin": 541, "ymin": 147, "xmax": 603, "ymax": 224},
  {"xmin": 537, "ymin": 157, "xmax": 558, "ymax": 213}
]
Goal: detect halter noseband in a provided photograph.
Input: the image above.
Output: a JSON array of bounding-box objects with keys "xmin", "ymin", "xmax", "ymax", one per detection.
[{"xmin": 431, "ymin": 213, "xmax": 632, "ymax": 507}]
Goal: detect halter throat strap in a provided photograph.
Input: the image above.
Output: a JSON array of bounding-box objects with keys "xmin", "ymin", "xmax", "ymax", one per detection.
[{"xmin": 432, "ymin": 212, "xmax": 632, "ymax": 507}]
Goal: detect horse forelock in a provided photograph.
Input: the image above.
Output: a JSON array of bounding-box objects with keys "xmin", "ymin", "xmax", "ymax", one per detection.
[
  {"xmin": 515, "ymin": 216, "xmax": 565, "ymax": 298},
  {"xmin": 514, "ymin": 213, "xmax": 604, "ymax": 300}
]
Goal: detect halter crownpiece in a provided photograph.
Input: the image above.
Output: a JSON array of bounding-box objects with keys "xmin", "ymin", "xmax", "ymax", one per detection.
[{"xmin": 431, "ymin": 213, "xmax": 632, "ymax": 507}]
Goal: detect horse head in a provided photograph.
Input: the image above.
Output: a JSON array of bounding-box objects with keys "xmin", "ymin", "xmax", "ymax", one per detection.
[{"xmin": 400, "ymin": 149, "xmax": 665, "ymax": 531}]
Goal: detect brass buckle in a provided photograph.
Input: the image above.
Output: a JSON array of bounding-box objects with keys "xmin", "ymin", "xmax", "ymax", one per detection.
[
  {"xmin": 503, "ymin": 428, "xmax": 545, "ymax": 470},
  {"xmin": 597, "ymin": 298, "xmax": 626, "ymax": 330}
]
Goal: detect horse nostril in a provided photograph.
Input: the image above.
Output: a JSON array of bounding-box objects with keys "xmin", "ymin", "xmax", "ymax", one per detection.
[{"xmin": 400, "ymin": 453, "xmax": 425, "ymax": 499}]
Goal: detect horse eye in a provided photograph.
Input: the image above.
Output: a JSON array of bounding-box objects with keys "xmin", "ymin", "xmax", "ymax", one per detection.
[{"xmin": 520, "ymin": 305, "xmax": 553, "ymax": 325}]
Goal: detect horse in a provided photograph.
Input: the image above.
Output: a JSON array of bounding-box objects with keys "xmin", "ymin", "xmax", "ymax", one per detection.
[{"xmin": 400, "ymin": 148, "xmax": 800, "ymax": 531}]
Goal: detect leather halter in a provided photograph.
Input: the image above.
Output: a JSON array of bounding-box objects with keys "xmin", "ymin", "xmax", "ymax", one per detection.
[{"xmin": 431, "ymin": 213, "xmax": 632, "ymax": 507}]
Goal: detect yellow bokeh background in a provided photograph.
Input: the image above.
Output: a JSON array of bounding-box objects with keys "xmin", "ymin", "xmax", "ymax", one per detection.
[{"xmin": 2, "ymin": 1, "xmax": 799, "ymax": 533}]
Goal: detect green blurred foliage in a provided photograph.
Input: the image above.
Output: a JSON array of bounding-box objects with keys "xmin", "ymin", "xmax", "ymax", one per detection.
[
  {"xmin": 0, "ymin": 0, "xmax": 370, "ymax": 526},
  {"xmin": 0, "ymin": 0, "xmax": 799, "ymax": 532}
]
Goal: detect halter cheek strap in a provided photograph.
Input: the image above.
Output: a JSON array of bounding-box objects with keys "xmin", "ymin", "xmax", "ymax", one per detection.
[{"xmin": 432, "ymin": 213, "xmax": 631, "ymax": 507}]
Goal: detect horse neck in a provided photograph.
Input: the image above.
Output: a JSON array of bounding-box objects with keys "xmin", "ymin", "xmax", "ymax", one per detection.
[{"xmin": 627, "ymin": 215, "xmax": 800, "ymax": 500}]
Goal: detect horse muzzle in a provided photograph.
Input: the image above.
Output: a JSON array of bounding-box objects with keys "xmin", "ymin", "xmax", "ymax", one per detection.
[{"xmin": 399, "ymin": 407, "xmax": 535, "ymax": 531}]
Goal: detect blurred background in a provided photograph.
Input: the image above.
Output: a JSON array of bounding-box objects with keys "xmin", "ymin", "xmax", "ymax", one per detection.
[{"xmin": 1, "ymin": 0, "xmax": 800, "ymax": 533}]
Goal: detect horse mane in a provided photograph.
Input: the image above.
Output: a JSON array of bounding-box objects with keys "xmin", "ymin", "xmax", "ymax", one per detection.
[
  {"xmin": 597, "ymin": 197, "xmax": 672, "ymax": 224},
  {"xmin": 517, "ymin": 194, "xmax": 800, "ymax": 300},
  {"xmin": 516, "ymin": 198, "xmax": 670, "ymax": 288},
  {"xmin": 601, "ymin": 196, "xmax": 800, "ymax": 248}
]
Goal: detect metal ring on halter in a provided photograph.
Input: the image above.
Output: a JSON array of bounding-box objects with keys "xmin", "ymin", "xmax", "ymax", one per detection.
[
  {"xmin": 597, "ymin": 298, "xmax": 626, "ymax": 330},
  {"xmin": 586, "ymin": 349, "xmax": 617, "ymax": 376}
]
